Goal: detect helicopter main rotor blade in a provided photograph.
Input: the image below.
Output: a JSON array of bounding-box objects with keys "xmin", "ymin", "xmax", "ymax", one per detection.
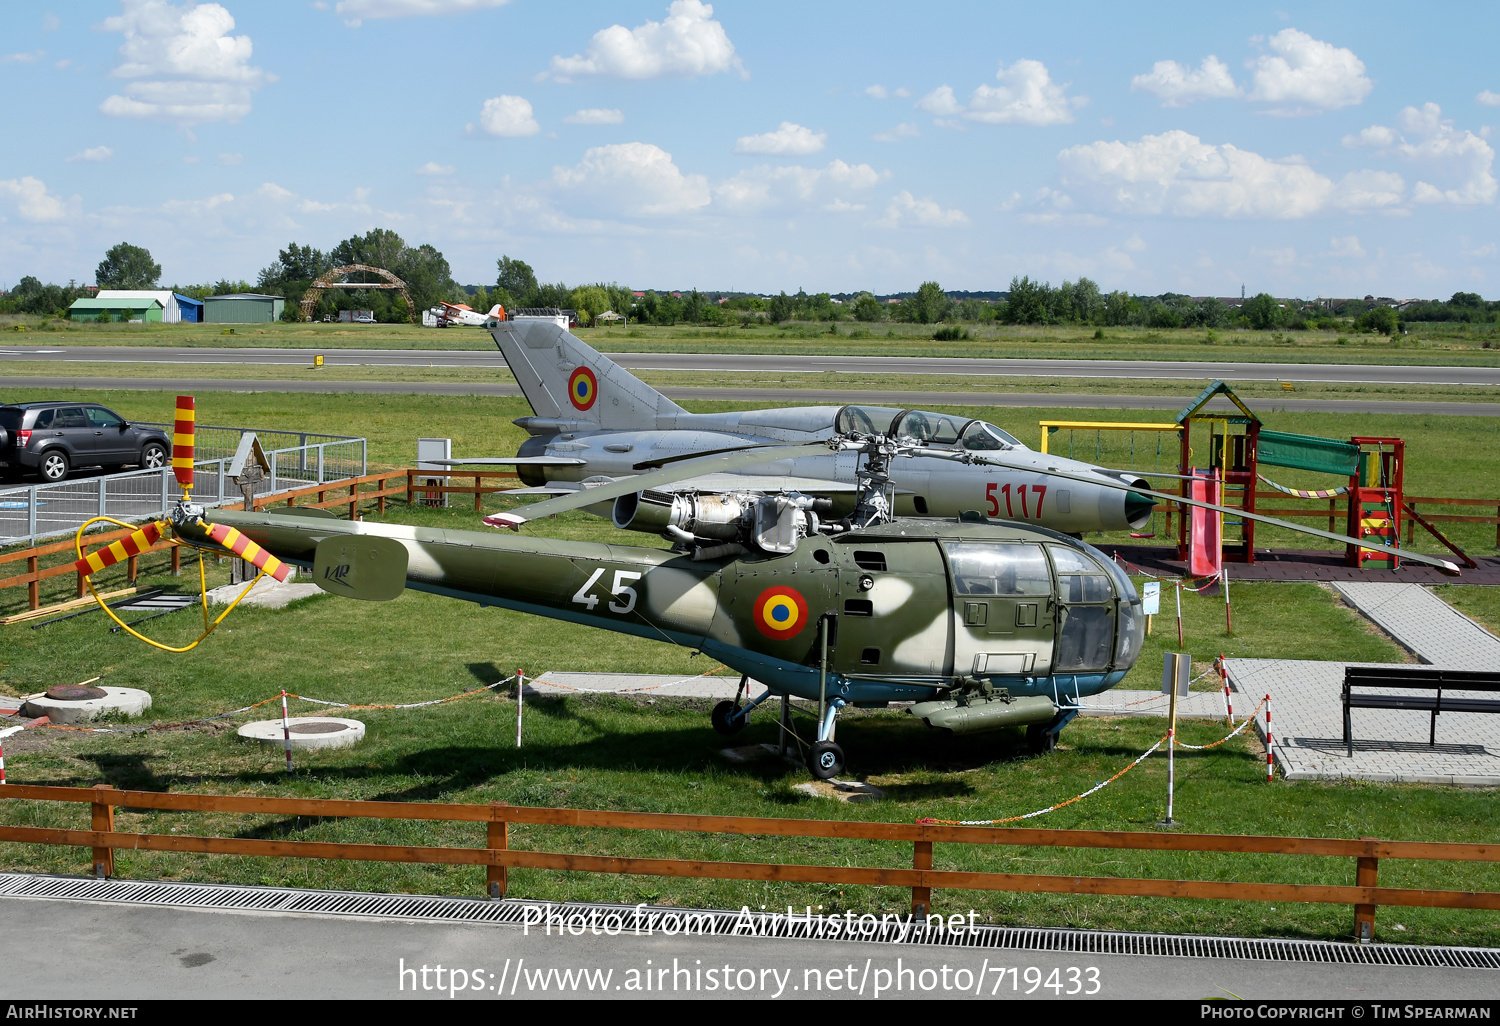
[
  {"xmin": 953, "ymin": 451, "xmax": 1461, "ymax": 575},
  {"xmin": 486, "ymin": 441, "xmax": 831, "ymax": 527}
]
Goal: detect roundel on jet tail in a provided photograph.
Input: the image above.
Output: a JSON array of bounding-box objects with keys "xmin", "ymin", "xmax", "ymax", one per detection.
[
  {"xmin": 568, "ymin": 366, "xmax": 598, "ymax": 411},
  {"xmin": 752, "ymin": 585, "xmax": 809, "ymax": 641}
]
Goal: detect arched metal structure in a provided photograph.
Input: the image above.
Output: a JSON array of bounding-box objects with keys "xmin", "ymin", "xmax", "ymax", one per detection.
[{"xmin": 299, "ymin": 264, "xmax": 416, "ymax": 323}]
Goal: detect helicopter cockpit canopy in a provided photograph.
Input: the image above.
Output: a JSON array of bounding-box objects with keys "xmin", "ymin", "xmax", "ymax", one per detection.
[{"xmin": 834, "ymin": 406, "xmax": 1027, "ymax": 451}]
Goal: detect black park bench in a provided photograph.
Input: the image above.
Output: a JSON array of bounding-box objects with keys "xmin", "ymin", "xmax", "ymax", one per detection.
[{"xmin": 1343, "ymin": 666, "xmax": 1500, "ymax": 756}]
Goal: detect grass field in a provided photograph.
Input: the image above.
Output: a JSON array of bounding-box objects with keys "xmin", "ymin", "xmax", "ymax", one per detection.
[
  {"xmin": 5, "ymin": 500, "xmax": 1497, "ymax": 948},
  {"xmin": 6, "ymin": 316, "xmax": 1500, "ymax": 365}
]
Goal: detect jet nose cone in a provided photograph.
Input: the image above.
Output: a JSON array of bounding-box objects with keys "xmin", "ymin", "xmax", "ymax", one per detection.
[{"xmin": 1124, "ymin": 484, "xmax": 1155, "ymax": 530}]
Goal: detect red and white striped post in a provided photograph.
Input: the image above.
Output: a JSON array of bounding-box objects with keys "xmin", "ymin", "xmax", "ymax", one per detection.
[
  {"xmin": 1265, "ymin": 693, "xmax": 1274, "ymax": 782},
  {"xmin": 279, "ymin": 689, "xmax": 294, "ymax": 774},
  {"xmin": 1218, "ymin": 655, "xmax": 1234, "ymax": 726}
]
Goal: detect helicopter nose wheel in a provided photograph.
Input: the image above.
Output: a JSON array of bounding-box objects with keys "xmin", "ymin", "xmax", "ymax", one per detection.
[
  {"xmin": 808, "ymin": 740, "xmax": 845, "ymax": 780},
  {"xmin": 711, "ymin": 700, "xmax": 747, "ymax": 736}
]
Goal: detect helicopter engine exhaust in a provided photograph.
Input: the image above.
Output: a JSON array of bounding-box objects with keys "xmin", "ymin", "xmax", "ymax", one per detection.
[
  {"xmin": 909, "ymin": 693, "xmax": 1056, "ymax": 735},
  {"xmin": 612, "ymin": 489, "xmax": 747, "ymax": 540}
]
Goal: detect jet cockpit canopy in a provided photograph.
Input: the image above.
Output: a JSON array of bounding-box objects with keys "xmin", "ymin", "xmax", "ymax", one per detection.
[{"xmin": 834, "ymin": 406, "xmax": 1026, "ymax": 452}]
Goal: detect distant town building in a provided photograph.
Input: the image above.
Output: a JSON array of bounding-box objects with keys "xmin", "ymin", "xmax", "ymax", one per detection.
[{"xmin": 203, "ymin": 293, "xmax": 285, "ymax": 324}]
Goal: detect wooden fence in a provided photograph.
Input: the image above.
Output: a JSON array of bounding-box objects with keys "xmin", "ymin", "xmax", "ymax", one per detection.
[{"xmin": 2, "ymin": 783, "xmax": 1498, "ymax": 942}]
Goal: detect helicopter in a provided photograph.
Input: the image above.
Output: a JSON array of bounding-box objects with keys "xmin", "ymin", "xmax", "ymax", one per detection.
[
  {"xmin": 437, "ymin": 316, "xmax": 1159, "ymax": 537},
  {"xmin": 103, "ymin": 398, "xmax": 1456, "ymax": 781}
]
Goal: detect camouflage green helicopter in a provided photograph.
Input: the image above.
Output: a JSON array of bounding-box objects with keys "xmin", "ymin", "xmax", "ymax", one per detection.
[{"xmin": 166, "ymin": 426, "xmax": 1457, "ymax": 780}]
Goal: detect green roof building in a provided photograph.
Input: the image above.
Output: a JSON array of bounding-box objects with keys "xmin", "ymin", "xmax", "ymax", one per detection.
[
  {"xmin": 203, "ymin": 293, "xmax": 285, "ymax": 323},
  {"xmin": 67, "ymin": 297, "xmax": 164, "ymax": 323}
]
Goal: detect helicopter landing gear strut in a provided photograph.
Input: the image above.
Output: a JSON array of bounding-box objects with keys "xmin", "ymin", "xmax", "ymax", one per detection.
[
  {"xmin": 808, "ymin": 697, "xmax": 846, "ymax": 780},
  {"xmin": 711, "ymin": 676, "xmax": 777, "ymax": 736},
  {"xmin": 1027, "ymin": 707, "xmax": 1080, "ymax": 754}
]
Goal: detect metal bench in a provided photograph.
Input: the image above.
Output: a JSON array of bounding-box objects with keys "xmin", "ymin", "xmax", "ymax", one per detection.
[{"xmin": 1343, "ymin": 666, "xmax": 1500, "ymax": 756}]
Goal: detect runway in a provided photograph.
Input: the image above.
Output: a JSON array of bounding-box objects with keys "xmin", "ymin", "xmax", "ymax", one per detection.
[
  {"xmin": 3, "ymin": 345, "xmax": 1500, "ymax": 386},
  {"xmin": 3, "ymin": 375, "xmax": 1498, "ymax": 416}
]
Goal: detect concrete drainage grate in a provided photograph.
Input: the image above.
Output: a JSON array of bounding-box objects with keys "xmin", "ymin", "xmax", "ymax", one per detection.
[{"xmin": 1, "ymin": 872, "xmax": 1495, "ymax": 969}]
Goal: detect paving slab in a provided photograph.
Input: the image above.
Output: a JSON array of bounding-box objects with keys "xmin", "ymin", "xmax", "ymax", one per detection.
[
  {"xmin": 1330, "ymin": 582, "xmax": 1500, "ymax": 668},
  {"xmin": 1224, "ymin": 658, "xmax": 1500, "ymax": 785},
  {"xmin": 1075, "ymin": 688, "xmax": 1234, "ymax": 720},
  {"xmin": 528, "ymin": 671, "xmax": 750, "ymax": 700}
]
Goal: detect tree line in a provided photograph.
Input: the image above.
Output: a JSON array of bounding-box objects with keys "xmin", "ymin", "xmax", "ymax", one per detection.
[{"xmin": 3, "ymin": 238, "xmax": 1497, "ymax": 336}]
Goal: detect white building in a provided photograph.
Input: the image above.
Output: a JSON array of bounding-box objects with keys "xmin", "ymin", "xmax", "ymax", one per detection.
[{"xmin": 93, "ymin": 290, "xmax": 200, "ymax": 324}]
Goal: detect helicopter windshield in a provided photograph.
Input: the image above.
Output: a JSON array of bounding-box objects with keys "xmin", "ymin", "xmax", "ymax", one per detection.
[
  {"xmin": 945, "ymin": 543, "xmax": 1053, "ymax": 596},
  {"xmin": 835, "ymin": 406, "xmax": 903, "ymax": 436},
  {"xmin": 959, "ymin": 421, "xmax": 1022, "ymax": 451},
  {"xmin": 890, "ymin": 409, "xmax": 968, "ymax": 445}
]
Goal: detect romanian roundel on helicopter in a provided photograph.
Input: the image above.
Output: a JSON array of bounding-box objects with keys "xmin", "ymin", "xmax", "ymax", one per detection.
[
  {"xmin": 568, "ymin": 367, "xmax": 598, "ymax": 411},
  {"xmin": 752, "ymin": 585, "xmax": 809, "ymax": 640}
]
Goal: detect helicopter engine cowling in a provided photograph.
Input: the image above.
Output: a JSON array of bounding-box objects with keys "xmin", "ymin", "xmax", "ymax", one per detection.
[{"xmin": 612, "ymin": 488, "xmax": 836, "ymax": 555}]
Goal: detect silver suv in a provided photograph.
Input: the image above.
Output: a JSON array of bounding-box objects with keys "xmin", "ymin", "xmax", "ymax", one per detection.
[{"xmin": 0, "ymin": 402, "xmax": 170, "ymax": 482}]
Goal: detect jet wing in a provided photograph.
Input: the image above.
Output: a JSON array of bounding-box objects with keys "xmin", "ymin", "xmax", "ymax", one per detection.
[
  {"xmin": 495, "ymin": 485, "xmax": 577, "ymax": 496},
  {"xmin": 665, "ymin": 473, "xmax": 866, "ymax": 494},
  {"xmin": 423, "ymin": 457, "xmax": 588, "ymax": 467}
]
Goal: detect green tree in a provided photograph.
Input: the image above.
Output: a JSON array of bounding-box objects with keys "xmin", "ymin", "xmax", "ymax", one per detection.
[
  {"xmin": 96, "ymin": 242, "xmax": 161, "ymax": 289},
  {"xmin": 768, "ymin": 291, "xmax": 794, "ymax": 324},
  {"xmin": 496, "ymin": 256, "xmax": 539, "ymax": 306},
  {"xmin": 1102, "ymin": 290, "xmax": 1135, "ymax": 326},
  {"xmin": 569, "ymin": 285, "xmax": 611, "ymax": 324},
  {"xmin": 681, "ymin": 289, "xmax": 706, "ymax": 323},
  {"xmin": 1070, "ymin": 277, "xmax": 1103, "ymax": 323},
  {"xmin": 1356, "ymin": 305, "xmax": 1399, "ymax": 335},
  {"xmin": 905, "ymin": 281, "xmax": 949, "ymax": 324},
  {"xmin": 1243, "ymin": 292, "xmax": 1281, "ymax": 330},
  {"xmin": 851, "ymin": 292, "xmax": 884, "ymax": 322},
  {"xmin": 1004, "ymin": 275, "xmax": 1049, "ymax": 324}
]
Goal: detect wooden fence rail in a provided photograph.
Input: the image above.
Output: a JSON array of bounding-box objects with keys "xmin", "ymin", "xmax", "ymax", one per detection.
[{"xmin": 2, "ymin": 784, "xmax": 1498, "ymax": 942}]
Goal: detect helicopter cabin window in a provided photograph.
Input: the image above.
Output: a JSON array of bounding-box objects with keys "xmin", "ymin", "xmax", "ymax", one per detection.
[
  {"xmin": 890, "ymin": 409, "xmax": 966, "ymax": 446},
  {"xmin": 1049, "ymin": 545, "xmax": 1115, "ymax": 672},
  {"xmin": 959, "ymin": 421, "xmax": 1021, "ymax": 451},
  {"xmin": 852, "ymin": 551, "xmax": 887, "ymax": 572},
  {"xmin": 943, "ymin": 543, "xmax": 1052, "ymax": 596},
  {"xmin": 834, "ymin": 406, "xmax": 902, "ymax": 436}
]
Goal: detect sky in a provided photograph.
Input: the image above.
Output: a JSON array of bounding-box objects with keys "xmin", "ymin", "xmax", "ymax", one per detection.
[{"xmin": 1, "ymin": 0, "xmax": 1498, "ymax": 298}]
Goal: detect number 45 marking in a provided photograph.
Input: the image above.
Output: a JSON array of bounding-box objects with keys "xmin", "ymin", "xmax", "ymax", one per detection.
[{"xmin": 572, "ymin": 568, "xmax": 642, "ymax": 614}]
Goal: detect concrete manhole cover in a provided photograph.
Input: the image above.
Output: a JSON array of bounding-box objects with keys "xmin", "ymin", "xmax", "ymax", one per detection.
[
  {"xmin": 45, "ymin": 685, "xmax": 108, "ymax": 702},
  {"xmin": 289, "ymin": 722, "xmax": 349, "ymax": 735}
]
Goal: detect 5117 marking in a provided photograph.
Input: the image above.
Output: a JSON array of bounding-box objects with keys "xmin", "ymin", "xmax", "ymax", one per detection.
[{"xmin": 986, "ymin": 482, "xmax": 1047, "ymax": 519}]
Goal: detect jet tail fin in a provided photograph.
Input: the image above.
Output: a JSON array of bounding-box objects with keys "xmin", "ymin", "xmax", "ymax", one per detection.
[{"xmin": 489, "ymin": 318, "xmax": 684, "ymax": 431}]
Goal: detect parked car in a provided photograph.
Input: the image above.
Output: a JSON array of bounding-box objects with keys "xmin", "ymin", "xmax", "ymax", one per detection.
[{"xmin": 0, "ymin": 402, "xmax": 170, "ymax": 482}]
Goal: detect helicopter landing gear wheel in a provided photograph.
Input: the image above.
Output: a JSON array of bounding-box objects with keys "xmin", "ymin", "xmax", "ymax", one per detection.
[
  {"xmin": 808, "ymin": 740, "xmax": 844, "ymax": 780},
  {"xmin": 1026, "ymin": 723, "xmax": 1057, "ymax": 753},
  {"xmin": 711, "ymin": 700, "xmax": 746, "ymax": 736}
]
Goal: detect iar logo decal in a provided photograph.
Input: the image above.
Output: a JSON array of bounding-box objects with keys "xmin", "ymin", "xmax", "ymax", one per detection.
[
  {"xmin": 568, "ymin": 366, "xmax": 598, "ymax": 411},
  {"xmin": 752, "ymin": 585, "xmax": 809, "ymax": 640}
]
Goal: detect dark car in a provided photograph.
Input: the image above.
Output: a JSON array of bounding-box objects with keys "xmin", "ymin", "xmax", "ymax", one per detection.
[{"xmin": 0, "ymin": 402, "xmax": 170, "ymax": 483}]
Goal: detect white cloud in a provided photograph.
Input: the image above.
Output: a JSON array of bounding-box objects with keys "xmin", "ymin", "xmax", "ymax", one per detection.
[
  {"xmin": 1131, "ymin": 56, "xmax": 1239, "ymax": 107},
  {"xmin": 99, "ymin": 1, "xmax": 270, "ymax": 123},
  {"xmin": 415, "ymin": 161, "xmax": 455, "ymax": 176},
  {"xmin": 1345, "ymin": 103, "xmax": 1496, "ymax": 206},
  {"xmin": 714, "ymin": 159, "xmax": 885, "ymax": 212},
  {"xmin": 865, "ymin": 85, "xmax": 888, "ymax": 99},
  {"xmin": 872, "ymin": 122, "xmax": 920, "ymax": 143},
  {"xmin": 334, "ymin": 0, "xmax": 509, "ymax": 24},
  {"xmin": 66, "ymin": 146, "xmax": 114, "ymax": 163},
  {"xmin": 478, "ymin": 95, "xmax": 539, "ymax": 137},
  {"xmin": 563, "ymin": 108, "xmax": 624, "ymax": 125},
  {"xmin": 1058, "ymin": 129, "xmax": 1403, "ymax": 219},
  {"xmin": 1247, "ymin": 28, "xmax": 1371, "ymax": 113},
  {"xmin": 1326, "ymin": 235, "xmax": 1365, "ymax": 258},
  {"xmin": 0, "ymin": 177, "xmax": 71, "ymax": 222},
  {"xmin": 1, "ymin": 51, "xmax": 46, "ymax": 64},
  {"xmin": 42, "ymin": 14, "xmax": 60, "ymax": 31},
  {"xmin": 733, "ymin": 122, "xmax": 825, "ymax": 156},
  {"xmin": 918, "ymin": 60, "xmax": 1081, "ymax": 126},
  {"xmin": 877, "ymin": 190, "xmax": 969, "ymax": 228},
  {"xmin": 1479, "ymin": 90, "xmax": 1500, "ymax": 107},
  {"xmin": 216, "ymin": 151, "xmax": 243, "ymax": 166},
  {"xmin": 549, "ymin": 0, "xmax": 742, "ymax": 81},
  {"xmin": 552, "ymin": 142, "xmax": 710, "ymax": 216},
  {"xmin": 916, "ymin": 85, "xmax": 961, "ymax": 117}
]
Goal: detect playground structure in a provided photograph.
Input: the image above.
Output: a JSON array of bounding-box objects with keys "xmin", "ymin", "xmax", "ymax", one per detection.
[{"xmin": 1041, "ymin": 381, "xmax": 1468, "ymax": 574}]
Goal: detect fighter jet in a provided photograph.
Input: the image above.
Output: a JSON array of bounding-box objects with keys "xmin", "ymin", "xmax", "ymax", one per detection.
[{"xmin": 470, "ymin": 316, "xmax": 1156, "ymax": 536}]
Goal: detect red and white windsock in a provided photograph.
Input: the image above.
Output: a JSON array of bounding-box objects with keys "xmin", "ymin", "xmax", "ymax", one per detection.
[
  {"xmin": 74, "ymin": 521, "xmax": 166, "ymax": 578},
  {"xmin": 172, "ymin": 395, "xmax": 196, "ymax": 493},
  {"xmin": 205, "ymin": 522, "xmax": 291, "ymax": 583}
]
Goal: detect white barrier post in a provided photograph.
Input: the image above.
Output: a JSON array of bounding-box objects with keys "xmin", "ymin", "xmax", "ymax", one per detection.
[
  {"xmin": 1175, "ymin": 582, "xmax": 1184, "ymax": 648},
  {"xmin": 1219, "ymin": 655, "xmax": 1234, "ymax": 726},
  {"xmin": 1224, "ymin": 565, "xmax": 1232, "ymax": 633},
  {"xmin": 1161, "ymin": 653, "xmax": 1188, "ymax": 827},
  {"xmin": 280, "ymin": 689, "xmax": 293, "ymax": 774},
  {"xmin": 516, "ymin": 669, "xmax": 524, "ymax": 748}
]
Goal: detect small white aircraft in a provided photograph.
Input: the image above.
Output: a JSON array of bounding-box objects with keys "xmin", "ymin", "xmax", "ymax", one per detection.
[{"xmin": 425, "ymin": 302, "xmax": 505, "ymax": 328}]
